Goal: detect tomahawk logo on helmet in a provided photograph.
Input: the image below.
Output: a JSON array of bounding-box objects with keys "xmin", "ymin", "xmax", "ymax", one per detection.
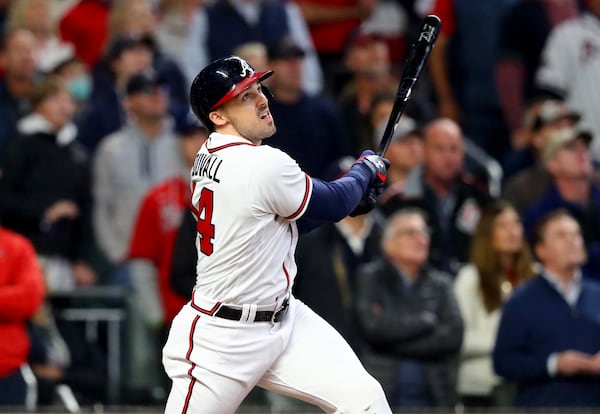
[{"xmin": 190, "ymin": 56, "xmax": 274, "ymax": 130}]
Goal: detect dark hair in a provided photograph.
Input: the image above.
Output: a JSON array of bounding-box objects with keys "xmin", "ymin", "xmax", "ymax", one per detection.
[
  {"xmin": 469, "ymin": 200, "xmax": 535, "ymax": 312},
  {"xmin": 531, "ymin": 208, "xmax": 574, "ymax": 247}
]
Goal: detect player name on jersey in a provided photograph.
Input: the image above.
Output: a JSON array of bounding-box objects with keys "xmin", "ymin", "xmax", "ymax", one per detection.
[{"xmin": 192, "ymin": 153, "xmax": 223, "ymax": 183}]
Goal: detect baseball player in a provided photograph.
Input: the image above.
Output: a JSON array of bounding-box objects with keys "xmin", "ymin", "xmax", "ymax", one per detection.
[{"xmin": 162, "ymin": 56, "xmax": 393, "ymax": 413}]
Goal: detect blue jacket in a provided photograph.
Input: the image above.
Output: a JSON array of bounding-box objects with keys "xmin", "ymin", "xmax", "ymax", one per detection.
[{"xmin": 493, "ymin": 275, "xmax": 600, "ymax": 407}]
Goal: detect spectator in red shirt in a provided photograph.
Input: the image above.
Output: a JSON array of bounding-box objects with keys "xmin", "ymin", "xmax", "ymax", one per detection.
[{"xmin": 0, "ymin": 225, "xmax": 45, "ymax": 407}]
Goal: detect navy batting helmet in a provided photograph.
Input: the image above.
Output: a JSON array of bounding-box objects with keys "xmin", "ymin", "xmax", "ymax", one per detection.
[{"xmin": 190, "ymin": 56, "xmax": 273, "ymax": 130}]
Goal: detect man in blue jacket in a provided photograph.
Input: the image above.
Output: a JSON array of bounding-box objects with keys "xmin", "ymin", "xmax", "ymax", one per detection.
[{"xmin": 494, "ymin": 209, "xmax": 600, "ymax": 407}]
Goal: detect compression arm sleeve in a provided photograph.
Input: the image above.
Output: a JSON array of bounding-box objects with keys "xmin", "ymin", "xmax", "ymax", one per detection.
[{"xmin": 302, "ymin": 163, "xmax": 371, "ymax": 223}]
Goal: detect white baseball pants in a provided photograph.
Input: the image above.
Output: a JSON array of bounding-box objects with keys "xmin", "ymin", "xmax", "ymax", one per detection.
[{"xmin": 162, "ymin": 296, "xmax": 391, "ymax": 413}]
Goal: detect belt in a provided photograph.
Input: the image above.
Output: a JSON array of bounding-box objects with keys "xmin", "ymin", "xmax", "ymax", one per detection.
[{"xmin": 215, "ymin": 297, "xmax": 289, "ymax": 323}]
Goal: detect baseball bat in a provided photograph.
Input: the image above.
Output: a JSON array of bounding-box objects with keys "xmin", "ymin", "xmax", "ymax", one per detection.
[{"xmin": 376, "ymin": 14, "xmax": 441, "ymax": 157}]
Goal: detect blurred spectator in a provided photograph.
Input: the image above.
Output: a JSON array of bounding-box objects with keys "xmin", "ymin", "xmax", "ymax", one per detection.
[
  {"xmin": 168, "ymin": 206, "xmax": 197, "ymax": 300},
  {"xmin": 293, "ymin": 157, "xmax": 385, "ymax": 354},
  {"xmin": 0, "ymin": 28, "xmax": 38, "ymax": 160},
  {"xmin": 182, "ymin": 0, "xmax": 323, "ymax": 95},
  {"xmin": 0, "ymin": 225, "xmax": 45, "ymax": 408},
  {"xmin": 92, "ymin": 70, "xmax": 182, "ymax": 285},
  {"xmin": 58, "ymin": 0, "xmax": 111, "ymax": 68},
  {"xmin": 266, "ymin": 36, "xmax": 350, "ymax": 179},
  {"xmin": 535, "ymin": 0, "xmax": 600, "ymax": 161},
  {"xmin": 522, "ymin": 127, "xmax": 600, "ymax": 277},
  {"xmin": 0, "ymin": 78, "xmax": 97, "ymax": 292},
  {"xmin": 370, "ymin": 91, "xmax": 424, "ymax": 201},
  {"xmin": 428, "ymin": 0, "xmax": 515, "ymax": 160},
  {"xmin": 355, "ymin": 208, "xmax": 463, "ymax": 408},
  {"xmin": 124, "ymin": 111, "xmax": 206, "ymax": 403},
  {"xmin": 380, "ymin": 118, "xmax": 490, "ymax": 275},
  {"xmin": 295, "ymin": 208, "xmax": 385, "ymax": 353},
  {"xmin": 232, "ymin": 41, "xmax": 269, "ymax": 72},
  {"xmin": 360, "ymin": 0, "xmax": 410, "ymax": 70},
  {"xmin": 454, "ymin": 200, "xmax": 535, "ymax": 407},
  {"xmin": 47, "ymin": 53, "xmax": 93, "ymax": 118},
  {"xmin": 76, "ymin": 34, "xmax": 154, "ymax": 155},
  {"xmin": 92, "ymin": 71, "xmax": 184, "ymax": 401},
  {"xmin": 27, "ymin": 303, "xmax": 71, "ymax": 405},
  {"xmin": 340, "ymin": 30, "xmax": 396, "ymax": 156},
  {"xmin": 6, "ymin": 0, "xmax": 75, "ymax": 74},
  {"xmin": 494, "ymin": 210, "xmax": 600, "ymax": 407},
  {"xmin": 155, "ymin": 0, "xmax": 205, "ymax": 87},
  {"xmin": 96, "ymin": 0, "xmax": 188, "ymax": 108},
  {"xmin": 503, "ymin": 99, "xmax": 581, "ymax": 213},
  {"xmin": 295, "ymin": 0, "xmax": 377, "ymax": 95},
  {"xmin": 128, "ymin": 112, "xmax": 207, "ymax": 325},
  {"xmin": 495, "ymin": 0, "xmax": 579, "ymax": 148},
  {"xmin": 0, "ymin": 0, "xmax": 13, "ymax": 35}
]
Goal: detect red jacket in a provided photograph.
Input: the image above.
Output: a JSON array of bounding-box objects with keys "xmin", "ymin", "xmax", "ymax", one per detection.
[
  {"xmin": 0, "ymin": 228, "xmax": 45, "ymax": 376},
  {"xmin": 128, "ymin": 177, "xmax": 189, "ymax": 322}
]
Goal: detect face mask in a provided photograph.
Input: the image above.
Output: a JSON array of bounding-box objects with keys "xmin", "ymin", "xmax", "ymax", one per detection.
[{"xmin": 67, "ymin": 75, "xmax": 92, "ymax": 102}]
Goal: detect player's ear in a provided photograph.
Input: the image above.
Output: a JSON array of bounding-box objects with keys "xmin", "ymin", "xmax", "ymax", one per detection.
[{"xmin": 209, "ymin": 110, "xmax": 228, "ymax": 127}]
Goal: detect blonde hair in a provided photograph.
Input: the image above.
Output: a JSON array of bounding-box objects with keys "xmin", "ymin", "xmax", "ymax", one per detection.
[
  {"xmin": 6, "ymin": 0, "xmax": 55, "ymax": 35},
  {"xmin": 107, "ymin": 0, "xmax": 156, "ymax": 43}
]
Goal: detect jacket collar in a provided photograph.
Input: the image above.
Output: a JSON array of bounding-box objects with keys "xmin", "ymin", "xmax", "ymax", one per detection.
[{"xmin": 17, "ymin": 113, "xmax": 77, "ymax": 146}]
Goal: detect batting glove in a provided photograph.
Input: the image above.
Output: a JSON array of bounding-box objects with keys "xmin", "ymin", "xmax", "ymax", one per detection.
[
  {"xmin": 353, "ymin": 150, "xmax": 390, "ymax": 187},
  {"xmin": 349, "ymin": 186, "xmax": 383, "ymax": 217},
  {"xmin": 349, "ymin": 150, "xmax": 390, "ymax": 217}
]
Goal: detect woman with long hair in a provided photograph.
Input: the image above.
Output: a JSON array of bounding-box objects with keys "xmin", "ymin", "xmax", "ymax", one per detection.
[{"xmin": 454, "ymin": 199, "xmax": 536, "ymax": 407}]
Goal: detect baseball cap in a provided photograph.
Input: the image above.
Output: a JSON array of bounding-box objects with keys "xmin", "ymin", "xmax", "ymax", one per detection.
[
  {"xmin": 267, "ymin": 37, "xmax": 306, "ymax": 60},
  {"xmin": 125, "ymin": 71, "xmax": 166, "ymax": 96},
  {"xmin": 374, "ymin": 116, "xmax": 420, "ymax": 147},
  {"xmin": 527, "ymin": 100, "xmax": 581, "ymax": 132},
  {"xmin": 541, "ymin": 127, "xmax": 593, "ymax": 161},
  {"xmin": 106, "ymin": 34, "xmax": 153, "ymax": 62}
]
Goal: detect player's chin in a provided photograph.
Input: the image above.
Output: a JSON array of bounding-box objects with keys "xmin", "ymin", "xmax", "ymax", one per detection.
[{"xmin": 264, "ymin": 122, "xmax": 277, "ymax": 136}]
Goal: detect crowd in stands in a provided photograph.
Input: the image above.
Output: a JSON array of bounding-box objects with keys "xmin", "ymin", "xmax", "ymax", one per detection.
[{"xmin": 1, "ymin": 0, "xmax": 600, "ymax": 411}]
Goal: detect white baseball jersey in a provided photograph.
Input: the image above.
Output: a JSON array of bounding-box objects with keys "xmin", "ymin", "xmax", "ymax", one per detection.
[
  {"xmin": 163, "ymin": 132, "xmax": 391, "ymax": 414},
  {"xmin": 536, "ymin": 13, "xmax": 600, "ymax": 159},
  {"xmin": 189, "ymin": 132, "xmax": 313, "ymax": 305}
]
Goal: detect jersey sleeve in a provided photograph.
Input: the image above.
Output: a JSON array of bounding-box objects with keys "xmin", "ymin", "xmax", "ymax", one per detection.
[
  {"xmin": 535, "ymin": 25, "xmax": 575, "ymax": 97},
  {"xmin": 251, "ymin": 148, "xmax": 313, "ymax": 221}
]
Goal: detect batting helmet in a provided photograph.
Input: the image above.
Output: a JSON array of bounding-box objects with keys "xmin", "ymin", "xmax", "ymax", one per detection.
[{"xmin": 190, "ymin": 56, "xmax": 273, "ymax": 130}]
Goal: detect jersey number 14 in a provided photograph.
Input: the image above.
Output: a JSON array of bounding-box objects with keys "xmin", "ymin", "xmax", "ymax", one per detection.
[{"xmin": 195, "ymin": 188, "xmax": 215, "ymax": 256}]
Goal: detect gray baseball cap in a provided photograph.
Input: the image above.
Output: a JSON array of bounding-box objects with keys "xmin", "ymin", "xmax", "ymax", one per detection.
[
  {"xmin": 541, "ymin": 127, "xmax": 592, "ymax": 162},
  {"xmin": 528, "ymin": 100, "xmax": 581, "ymax": 132}
]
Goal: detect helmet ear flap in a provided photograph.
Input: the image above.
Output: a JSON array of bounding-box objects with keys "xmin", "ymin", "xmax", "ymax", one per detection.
[{"xmin": 261, "ymin": 84, "xmax": 274, "ymax": 101}]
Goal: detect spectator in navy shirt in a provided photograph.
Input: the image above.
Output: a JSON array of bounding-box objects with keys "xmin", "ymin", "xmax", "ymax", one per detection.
[{"xmin": 494, "ymin": 209, "xmax": 600, "ymax": 407}]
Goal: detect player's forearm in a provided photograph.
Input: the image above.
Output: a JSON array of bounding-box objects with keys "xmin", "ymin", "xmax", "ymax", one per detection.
[{"xmin": 304, "ymin": 166, "xmax": 371, "ymax": 222}]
